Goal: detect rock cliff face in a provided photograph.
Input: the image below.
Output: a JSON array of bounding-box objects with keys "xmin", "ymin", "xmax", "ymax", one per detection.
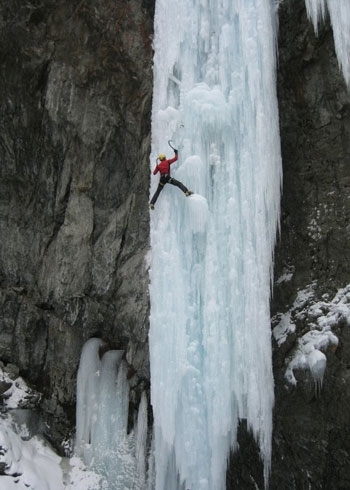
[
  {"xmin": 0, "ymin": 0, "xmax": 154, "ymax": 440},
  {"xmin": 1, "ymin": 0, "xmax": 350, "ymax": 488},
  {"xmin": 272, "ymin": 1, "xmax": 350, "ymax": 489}
]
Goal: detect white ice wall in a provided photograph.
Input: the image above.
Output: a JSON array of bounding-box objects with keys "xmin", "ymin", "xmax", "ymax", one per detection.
[{"xmin": 149, "ymin": 1, "xmax": 282, "ymax": 489}]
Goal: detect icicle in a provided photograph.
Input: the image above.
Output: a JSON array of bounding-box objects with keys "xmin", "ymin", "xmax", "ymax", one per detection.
[
  {"xmin": 135, "ymin": 392, "xmax": 149, "ymax": 488},
  {"xmin": 305, "ymin": 0, "xmax": 326, "ymax": 33},
  {"xmin": 307, "ymin": 349, "xmax": 327, "ymax": 396},
  {"xmin": 305, "ymin": 0, "xmax": 350, "ymax": 86}
]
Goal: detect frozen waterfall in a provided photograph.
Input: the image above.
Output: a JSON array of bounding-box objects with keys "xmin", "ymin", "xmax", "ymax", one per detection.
[
  {"xmin": 149, "ymin": 0, "xmax": 281, "ymax": 489},
  {"xmin": 75, "ymin": 338, "xmax": 149, "ymax": 490}
]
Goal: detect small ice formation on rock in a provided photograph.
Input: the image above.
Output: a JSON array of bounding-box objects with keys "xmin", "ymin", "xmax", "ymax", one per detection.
[{"xmin": 273, "ymin": 283, "xmax": 350, "ymax": 392}]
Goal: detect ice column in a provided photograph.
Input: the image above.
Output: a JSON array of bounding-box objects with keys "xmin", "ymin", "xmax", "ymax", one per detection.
[
  {"xmin": 149, "ymin": 0, "xmax": 281, "ymax": 489},
  {"xmin": 75, "ymin": 338, "xmax": 149, "ymax": 490}
]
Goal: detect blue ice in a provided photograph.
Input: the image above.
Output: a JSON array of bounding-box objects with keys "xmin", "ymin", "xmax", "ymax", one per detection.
[{"xmin": 149, "ymin": 0, "xmax": 282, "ymax": 489}]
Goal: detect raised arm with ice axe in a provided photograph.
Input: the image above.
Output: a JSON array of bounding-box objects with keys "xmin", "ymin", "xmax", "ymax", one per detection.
[{"xmin": 149, "ymin": 140, "xmax": 193, "ymax": 210}]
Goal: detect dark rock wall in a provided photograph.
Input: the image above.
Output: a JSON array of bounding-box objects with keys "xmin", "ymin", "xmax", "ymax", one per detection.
[
  {"xmin": 275, "ymin": 0, "xmax": 350, "ymax": 300},
  {"xmin": 0, "ymin": 0, "xmax": 154, "ymax": 438},
  {"xmin": 271, "ymin": 1, "xmax": 350, "ymax": 489}
]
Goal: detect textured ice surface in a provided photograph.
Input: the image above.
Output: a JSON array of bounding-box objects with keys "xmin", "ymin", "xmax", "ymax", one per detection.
[{"xmin": 149, "ymin": 0, "xmax": 282, "ymax": 488}]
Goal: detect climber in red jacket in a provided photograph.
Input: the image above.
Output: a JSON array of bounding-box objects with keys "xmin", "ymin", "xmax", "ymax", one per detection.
[{"xmin": 149, "ymin": 149, "xmax": 193, "ymax": 209}]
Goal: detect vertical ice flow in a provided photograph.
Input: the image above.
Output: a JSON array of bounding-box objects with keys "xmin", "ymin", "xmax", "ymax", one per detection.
[
  {"xmin": 75, "ymin": 338, "xmax": 149, "ymax": 490},
  {"xmin": 149, "ymin": 1, "xmax": 282, "ymax": 489}
]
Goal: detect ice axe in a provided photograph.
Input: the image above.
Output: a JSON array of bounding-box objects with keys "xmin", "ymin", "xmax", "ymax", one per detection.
[{"xmin": 168, "ymin": 139, "xmax": 178, "ymax": 152}]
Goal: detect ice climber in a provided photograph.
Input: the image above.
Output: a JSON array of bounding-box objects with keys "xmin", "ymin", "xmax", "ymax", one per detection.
[{"xmin": 149, "ymin": 148, "xmax": 193, "ymax": 209}]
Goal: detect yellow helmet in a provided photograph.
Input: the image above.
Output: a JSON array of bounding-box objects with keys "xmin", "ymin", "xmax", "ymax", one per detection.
[{"xmin": 158, "ymin": 153, "xmax": 166, "ymax": 161}]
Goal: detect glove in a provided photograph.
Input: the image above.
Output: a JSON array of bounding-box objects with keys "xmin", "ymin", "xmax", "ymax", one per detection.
[{"xmin": 174, "ymin": 149, "xmax": 178, "ymax": 155}]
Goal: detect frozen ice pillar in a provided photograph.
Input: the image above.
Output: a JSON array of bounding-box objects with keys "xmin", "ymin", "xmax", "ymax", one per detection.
[
  {"xmin": 149, "ymin": 0, "xmax": 281, "ymax": 488},
  {"xmin": 75, "ymin": 338, "xmax": 149, "ymax": 489}
]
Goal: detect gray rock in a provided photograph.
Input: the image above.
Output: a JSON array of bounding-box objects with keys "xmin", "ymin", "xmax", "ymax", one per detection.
[
  {"xmin": 4, "ymin": 364, "xmax": 19, "ymax": 381},
  {"xmin": 0, "ymin": 0, "xmax": 153, "ymax": 444},
  {"xmin": 0, "ymin": 380, "xmax": 12, "ymax": 397},
  {"xmin": 270, "ymin": 2, "xmax": 350, "ymax": 489}
]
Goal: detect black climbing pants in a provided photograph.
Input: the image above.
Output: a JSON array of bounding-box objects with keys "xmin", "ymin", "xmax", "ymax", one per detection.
[{"xmin": 150, "ymin": 174, "xmax": 189, "ymax": 206}]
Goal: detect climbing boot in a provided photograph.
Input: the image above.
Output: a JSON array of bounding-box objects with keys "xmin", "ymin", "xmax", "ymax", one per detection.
[{"xmin": 185, "ymin": 190, "xmax": 193, "ymax": 197}]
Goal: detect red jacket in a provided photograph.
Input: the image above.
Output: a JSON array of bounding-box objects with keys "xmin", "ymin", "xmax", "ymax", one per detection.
[{"xmin": 153, "ymin": 154, "xmax": 178, "ymax": 175}]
